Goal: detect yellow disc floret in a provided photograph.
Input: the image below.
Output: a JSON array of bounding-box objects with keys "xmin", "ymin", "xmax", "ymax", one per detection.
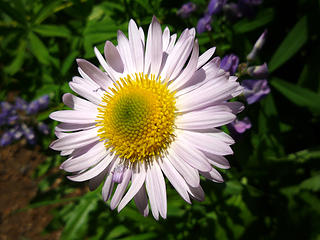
[{"xmin": 96, "ymin": 73, "xmax": 176, "ymax": 163}]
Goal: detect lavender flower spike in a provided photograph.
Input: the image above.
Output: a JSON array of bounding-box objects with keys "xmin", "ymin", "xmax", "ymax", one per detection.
[
  {"xmin": 247, "ymin": 30, "xmax": 267, "ymax": 61},
  {"xmin": 208, "ymin": 0, "xmax": 227, "ymax": 15},
  {"xmin": 242, "ymin": 79, "xmax": 270, "ymax": 104},
  {"xmin": 247, "ymin": 62, "xmax": 268, "ymax": 79},
  {"xmin": 177, "ymin": 2, "xmax": 196, "ymax": 18},
  {"xmin": 197, "ymin": 14, "xmax": 212, "ymax": 34},
  {"xmin": 221, "ymin": 54, "xmax": 239, "ymax": 75},
  {"xmin": 0, "ymin": 131, "xmax": 14, "ymax": 146}
]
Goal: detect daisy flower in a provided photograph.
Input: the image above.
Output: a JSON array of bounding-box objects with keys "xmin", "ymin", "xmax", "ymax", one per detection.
[{"xmin": 50, "ymin": 16, "xmax": 243, "ymax": 220}]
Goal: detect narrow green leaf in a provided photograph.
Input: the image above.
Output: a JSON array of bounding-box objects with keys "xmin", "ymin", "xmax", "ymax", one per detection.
[
  {"xmin": 28, "ymin": 32, "xmax": 50, "ymax": 64},
  {"xmin": 33, "ymin": 24, "xmax": 71, "ymax": 38},
  {"xmin": 233, "ymin": 8, "xmax": 274, "ymax": 34},
  {"xmin": 32, "ymin": 1, "xmax": 62, "ymax": 24},
  {"xmin": 4, "ymin": 39, "xmax": 26, "ymax": 75},
  {"xmin": 61, "ymin": 50, "xmax": 79, "ymax": 76},
  {"xmin": 61, "ymin": 193, "xmax": 99, "ymax": 240},
  {"xmin": 269, "ymin": 16, "xmax": 308, "ymax": 72},
  {"xmin": 270, "ymin": 77, "xmax": 320, "ymax": 113},
  {"xmin": 107, "ymin": 225, "xmax": 130, "ymax": 239}
]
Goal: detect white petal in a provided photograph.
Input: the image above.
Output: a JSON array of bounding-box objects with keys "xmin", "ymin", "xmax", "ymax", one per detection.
[
  {"xmin": 172, "ymin": 139, "xmax": 212, "ymax": 172},
  {"xmin": 197, "ymin": 47, "xmax": 216, "ymax": 69},
  {"xmin": 129, "ymin": 19, "xmax": 144, "ymax": 73},
  {"xmin": 76, "ymin": 59, "xmax": 110, "ymax": 90},
  {"xmin": 145, "ymin": 165, "xmax": 159, "ymax": 220},
  {"xmin": 151, "ymin": 162, "xmax": 167, "ymax": 219},
  {"xmin": 179, "ymin": 130, "xmax": 233, "ymax": 156},
  {"xmin": 204, "ymin": 152, "xmax": 230, "ymax": 169},
  {"xmin": 200, "ymin": 168, "xmax": 224, "ymax": 183},
  {"xmin": 222, "ymin": 101, "xmax": 244, "ymax": 114},
  {"xmin": 139, "ymin": 27, "xmax": 145, "ymax": 46},
  {"xmin": 94, "ymin": 46, "xmax": 119, "ymax": 81},
  {"xmin": 159, "ymin": 158, "xmax": 191, "ymax": 203},
  {"xmin": 176, "ymin": 107, "xmax": 236, "ymax": 130},
  {"xmin": 62, "ymin": 93, "xmax": 98, "ymax": 110},
  {"xmin": 69, "ymin": 82, "xmax": 102, "ymax": 105},
  {"xmin": 61, "ymin": 141, "xmax": 108, "ymax": 172},
  {"xmin": 117, "ymin": 30, "xmax": 134, "ymax": 74},
  {"xmin": 55, "ymin": 122, "xmax": 96, "ymax": 132},
  {"xmin": 102, "ymin": 157, "xmax": 118, "ymax": 201},
  {"xmin": 110, "ymin": 169, "xmax": 132, "ymax": 210},
  {"xmin": 144, "ymin": 23, "xmax": 152, "ymax": 74},
  {"xmin": 169, "ymin": 40, "xmax": 199, "ymax": 92},
  {"xmin": 104, "ymin": 41, "xmax": 124, "ymax": 73},
  {"xmin": 167, "ymin": 147, "xmax": 200, "ymax": 187},
  {"xmin": 166, "ymin": 33, "xmax": 177, "ymax": 54},
  {"xmin": 150, "ymin": 16, "xmax": 163, "ymax": 77},
  {"xmin": 117, "ymin": 164, "xmax": 146, "ymax": 212},
  {"xmin": 162, "ymin": 27, "xmax": 170, "ymax": 51},
  {"xmin": 67, "ymin": 155, "xmax": 112, "ymax": 182},
  {"xmin": 134, "ymin": 184, "xmax": 149, "ymax": 217},
  {"xmin": 49, "ymin": 127, "xmax": 99, "ymax": 151},
  {"xmin": 50, "ymin": 110, "xmax": 97, "ymax": 124}
]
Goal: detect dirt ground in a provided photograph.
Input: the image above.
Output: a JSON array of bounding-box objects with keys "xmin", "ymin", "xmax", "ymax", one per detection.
[{"xmin": 0, "ymin": 141, "xmax": 61, "ymax": 240}]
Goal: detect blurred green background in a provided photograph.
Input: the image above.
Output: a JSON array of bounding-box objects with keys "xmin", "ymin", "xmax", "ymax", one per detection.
[{"xmin": 0, "ymin": 0, "xmax": 320, "ymax": 239}]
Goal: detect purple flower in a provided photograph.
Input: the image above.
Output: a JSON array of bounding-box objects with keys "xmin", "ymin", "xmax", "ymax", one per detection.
[
  {"xmin": 21, "ymin": 124, "xmax": 36, "ymax": 144},
  {"xmin": 197, "ymin": 14, "xmax": 212, "ymax": 34},
  {"xmin": 27, "ymin": 95, "xmax": 49, "ymax": 115},
  {"xmin": 0, "ymin": 131, "xmax": 14, "ymax": 146},
  {"xmin": 177, "ymin": 2, "xmax": 196, "ymax": 18},
  {"xmin": 242, "ymin": 79, "xmax": 270, "ymax": 104},
  {"xmin": 37, "ymin": 122, "xmax": 49, "ymax": 135},
  {"xmin": 229, "ymin": 117, "xmax": 252, "ymax": 134},
  {"xmin": 7, "ymin": 114, "xmax": 19, "ymax": 125},
  {"xmin": 247, "ymin": 62, "xmax": 268, "ymax": 79},
  {"xmin": 220, "ymin": 54, "xmax": 239, "ymax": 75},
  {"xmin": 208, "ymin": 0, "xmax": 227, "ymax": 15},
  {"xmin": 247, "ymin": 30, "xmax": 267, "ymax": 61},
  {"xmin": 15, "ymin": 97, "xmax": 28, "ymax": 111}
]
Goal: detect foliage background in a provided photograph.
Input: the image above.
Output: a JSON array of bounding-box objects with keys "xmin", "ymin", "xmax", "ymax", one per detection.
[{"xmin": 1, "ymin": 0, "xmax": 320, "ymax": 239}]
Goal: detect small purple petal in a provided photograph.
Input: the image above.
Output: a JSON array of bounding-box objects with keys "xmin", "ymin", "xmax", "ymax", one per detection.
[
  {"xmin": 220, "ymin": 54, "xmax": 239, "ymax": 75},
  {"xmin": 112, "ymin": 165, "xmax": 125, "ymax": 183},
  {"xmin": 247, "ymin": 62, "xmax": 268, "ymax": 79},
  {"xmin": 229, "ymin": 117, "xmax": 252, "ymax": 134},
  {"xmin": 37, "ymin": 95, "xmax": 50, "ymax": 111},
  {"xmin": 15, "ymin": 97, "xmax": 28, "ymax": 111},
  {"xmin": 177, "ymin": 2, "xmax": 196, "ymax": 18},
  {"xmin": 1, "ymin": 101, "xmax": 12, "ymax": 114},
  {"xmin": 197, "ymin": 14, "xmax": 212, "ymax": 34},
  {"xmin": 247, "ymin": 30, "xmax": 267, "ymax": 61},
  {"xmin": 0, "ymin": 131, "xmax": 14, "ymax": 146},
  {"xmin": 37, "ymin": 122, "xmax": 50, "ymax": 135},
  {"xmin": 242, "ymin": 79, "xmax": 271, "ymax": 104},
  {"xmin": 208, "ymin": 0, "xmax": 227, "ymax": 15},
  {"xmin": 27, "ymin": 100, "xmax": 40, "ymax": 115},
  {"xmin": 7, "ymin": 114, "xmax": 19, "ymax": 125},
  {"xmin": 21, "ymin": 124, "xmax": 36, "ymax": 144}
]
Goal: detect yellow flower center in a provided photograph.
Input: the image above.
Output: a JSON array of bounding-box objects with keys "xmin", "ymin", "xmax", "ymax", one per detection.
[{"xmin": 96, "ymin": 73, "xmax": 176, "ymax": 163}]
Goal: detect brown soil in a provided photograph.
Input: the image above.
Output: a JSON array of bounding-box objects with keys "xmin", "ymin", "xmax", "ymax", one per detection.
[{"xmin": 0, "ymin": 141, "xmax": 61, "ymax": 240}]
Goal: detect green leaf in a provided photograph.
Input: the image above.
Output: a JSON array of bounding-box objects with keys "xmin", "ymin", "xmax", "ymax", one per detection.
[
  {"xmin": 270, "ymin": 77, "xmax": 320, "ymax": 113},
  {"xmin": 28, "ymin": 32, "xmax": 50, "ymax": 64},
  {"xmin": 61, "ymin": 192, "xmax": 99, "ymax": 240},
  {"xmin": 4, "ymin": 39, "xmax": 26, "ymax": 75},
  {"xmin": 32, "ymin": 1, "xmax": 62, "ymax": 24},
  {"xmin": 269, "ymin": 16, "xmax": 308, "ymax": 72},
  {"xmin": 33, "ymin": 24, "xmax": 71, "ymax": 38},
  {"xmin": 0, "ymin": 1, "xmax": 26, "ymax": 24},
  {"xmin": 233, "ymin": 8, "xmax": 274, "ymax": 34},
  {"xmin": 107, "ymin": 225, "xmax": 130, "ymax": 239}
]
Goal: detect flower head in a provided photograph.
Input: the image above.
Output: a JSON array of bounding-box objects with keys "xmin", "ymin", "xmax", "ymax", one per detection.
[
  {"xmin": 50, "ymin": 17, "xmax": 243, "ymax": 220},
  {"xmin": 242, "ymin": 79, "xmax": 270, "ymax": 104},
  {"xmin": 247, "ymin": 62, "xmax": 268, "ymax": 79},
  {"xmin": 247, "ymin": 30, "xmax": 267, "ymax": 61},
  {"xmin": 177, "ymin": 2, "xmax": 196, "ymax": 18}
]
